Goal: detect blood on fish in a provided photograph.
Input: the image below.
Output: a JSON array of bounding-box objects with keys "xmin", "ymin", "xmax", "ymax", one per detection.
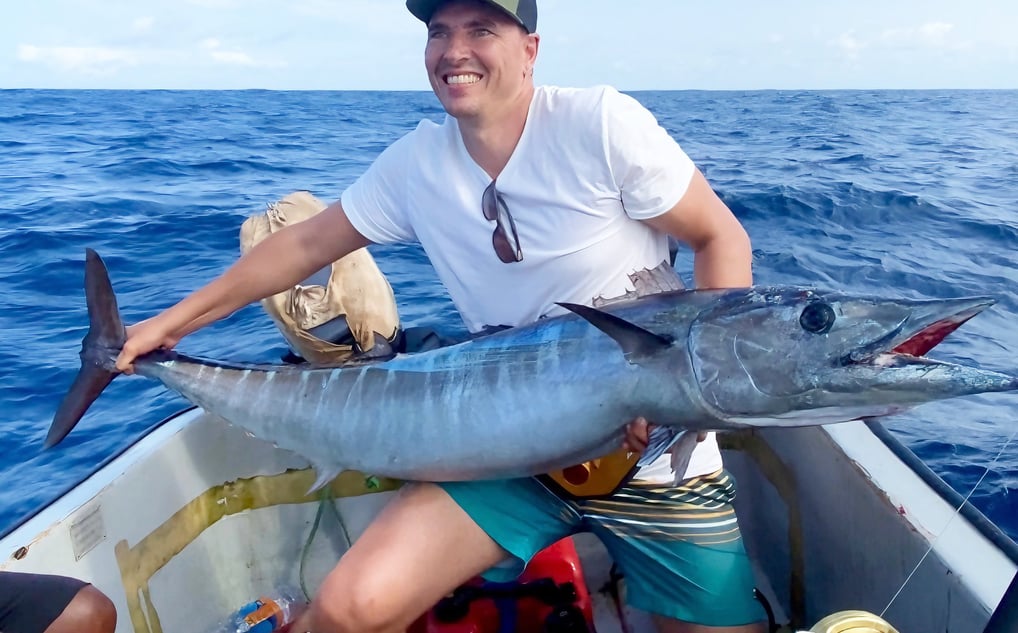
[{"xmin": 892, "ymin": 314, "xmax": 977, "ymax": 357}]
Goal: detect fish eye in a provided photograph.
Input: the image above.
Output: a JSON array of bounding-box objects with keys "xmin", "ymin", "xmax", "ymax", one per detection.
[{"xmin": 800, "ymin": 302, "xmax": 836, "ymax": 334}]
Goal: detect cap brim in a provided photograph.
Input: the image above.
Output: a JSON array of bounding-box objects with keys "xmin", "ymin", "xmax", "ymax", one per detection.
[
  {"xmin": 406, "ymin": 0, "xmax": 531, "ymax": 32},
  {"xmin": 406, "ymin": 0, "xmax": 444, "ymax": 24}
]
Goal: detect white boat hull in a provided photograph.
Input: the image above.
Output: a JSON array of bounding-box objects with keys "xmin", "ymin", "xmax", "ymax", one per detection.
[{"xmin": 2, "ymin": 408, "xmax": 1014, "ymax": 632}]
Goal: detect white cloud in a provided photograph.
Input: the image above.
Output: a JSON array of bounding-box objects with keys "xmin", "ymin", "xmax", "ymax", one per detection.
[
  {"xmin": 919, "ymin": 22, "xmax": 954, "ymax": 40},
  {"xmin": 881, "ymin": 22, "xmax": 957, "ymax": 48},
  {"xmin": 185, "ymin": 0, "xmax": 241, "ymax": 8},
  {"xmin": 133, "ymin": 16, "xmax": 156, "ymax": 33},
  {"xmin": 14, "ymin": 36, "xmax": 284, "ymax": 81},
  {"xmin": 200, "ymin": 38, "xmax": 283, "ymax": 68},
  {"xmin": 17, "ymin": 44, "xmax": 141, "ymax": 75},
  {"xmin": 833, "ymin": 31, "xmax": 866, "ymax": 60},
  {"xmin": 210, "ymin": 50, "xmax": 256, "ymax": 65},
  {"xmin": 290, "ymin": 0, "xmax": 418, "ymax": 33}
]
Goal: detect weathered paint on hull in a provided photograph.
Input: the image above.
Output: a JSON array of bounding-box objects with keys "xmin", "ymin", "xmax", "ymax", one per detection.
[{"xmin": 5, "ymin": 408, "xmax": 1016, "ymax": 633}]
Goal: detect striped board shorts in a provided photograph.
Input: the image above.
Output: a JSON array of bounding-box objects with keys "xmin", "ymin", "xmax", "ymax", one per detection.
[{"xmin": 440, "ymin": 469, "xmax": 766, "ymax": 627}]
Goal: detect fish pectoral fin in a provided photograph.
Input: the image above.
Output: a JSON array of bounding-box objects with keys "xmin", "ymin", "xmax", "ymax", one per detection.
[
  {"xmin": 636, "ymin": 426, "xmax": 688, "ymax": 468},
  {"xmin": 634, "ymin": 427, "xmax": 700, "ymax": 484},
  {"xmin": 306, "ymin": 465, "xmax": 343, "ymax": 495},
  {"xmin": 669, "ymin": 433, "xmax": 700, "ymax": 486},
  {"xmin": 557, "ymin": 302, "xmax": 672, "ymax": 362}
]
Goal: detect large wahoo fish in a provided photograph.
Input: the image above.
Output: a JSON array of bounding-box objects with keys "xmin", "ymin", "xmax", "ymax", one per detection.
[{"xmin": 48, "ymin": 249, "xmax": 1017, "ymax": 488}]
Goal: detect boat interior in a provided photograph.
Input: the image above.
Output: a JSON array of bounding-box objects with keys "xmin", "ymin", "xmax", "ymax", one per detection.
[{"xmin": 2, "ymin": 407, "xmax": 1016, "ymax": 632}]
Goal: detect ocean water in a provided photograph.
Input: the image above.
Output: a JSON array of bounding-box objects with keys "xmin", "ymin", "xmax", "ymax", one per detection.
[{"xmin": 1, "ymin": 89, "xmax": 1016, "ymax": 544}]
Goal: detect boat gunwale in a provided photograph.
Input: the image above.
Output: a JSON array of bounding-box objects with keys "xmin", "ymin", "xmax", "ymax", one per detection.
[{"xmin": 862, "ymin": 419, "xmax": 1018, "ymax": 564}]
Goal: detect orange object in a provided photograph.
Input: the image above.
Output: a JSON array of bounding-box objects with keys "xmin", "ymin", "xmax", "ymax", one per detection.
[
  {"xmin": 413, "ymin": 537, "xmax": 594, "ymax": 633},
  {"xmin": 244, "ymin": 597, "xmax": 284, "ymax": 628},
  {"xmin": 543, "ymin": 449, "xmax": 639, "ymax": 499}
]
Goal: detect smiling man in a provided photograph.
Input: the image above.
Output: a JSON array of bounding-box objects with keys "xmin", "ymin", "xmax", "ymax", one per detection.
[{"xmin": 115, "ymin": 1, "xmax": 764, "ymax": 631}]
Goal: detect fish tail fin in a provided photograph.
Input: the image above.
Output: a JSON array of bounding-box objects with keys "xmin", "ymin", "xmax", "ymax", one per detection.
[{"xmin": 45, "ymin": 249, "xmax": 126, "ymax": 448}]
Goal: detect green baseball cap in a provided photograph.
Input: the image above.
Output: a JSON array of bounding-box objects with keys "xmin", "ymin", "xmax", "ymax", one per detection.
[{"xmin": 406, "ymin": 0, "xmax": 538, "ymax": 34}]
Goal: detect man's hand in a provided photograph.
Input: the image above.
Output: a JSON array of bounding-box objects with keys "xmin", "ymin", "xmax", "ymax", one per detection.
[
  {"xmin": 623, "ymin": 417, "xmax": 707, "ymax": 454},
  {"xmin": 622, "ymin": 416, "xmax": 652, "ymax": 453},
  {"xmin": 115, "ymin": 317, "xmax": 181, "ymax": 374}
]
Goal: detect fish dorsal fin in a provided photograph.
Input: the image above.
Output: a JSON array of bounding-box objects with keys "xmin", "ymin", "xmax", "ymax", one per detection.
[
  {"xmin": 557, "ymin": 302, "xmax": 672, "ymax": 362},
  {"xmin": 593, "ymin": 260, "xmax": 686, "ymax": 307}
]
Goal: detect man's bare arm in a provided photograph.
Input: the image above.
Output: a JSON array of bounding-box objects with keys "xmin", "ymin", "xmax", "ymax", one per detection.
[
  {"xmin": 624, "ymin": 169, "xmax": 752, "ymax": 452},
  {"xmin": 643, "ymin": 168, "xmax": 753, "ymax": 289},
  {"xmin": 116, "ymin": 200, "xmax": 369, "ymax": 371}
]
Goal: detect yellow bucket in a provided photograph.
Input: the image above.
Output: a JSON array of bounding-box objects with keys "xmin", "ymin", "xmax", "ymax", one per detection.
[{"xmin": 811, "ymin": 610, "xmax": 900, "ymax": 633}]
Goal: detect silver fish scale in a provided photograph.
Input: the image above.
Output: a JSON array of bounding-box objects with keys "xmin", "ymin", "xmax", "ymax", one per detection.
[{"xmin": 135, "ymin": 320, "xmax": 658, "ymax": 480}]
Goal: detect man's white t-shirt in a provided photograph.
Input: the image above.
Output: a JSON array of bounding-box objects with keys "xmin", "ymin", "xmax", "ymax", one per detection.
[{"xmin": 342, "ymin": 85, "xmax": 723, "ymax": 483}]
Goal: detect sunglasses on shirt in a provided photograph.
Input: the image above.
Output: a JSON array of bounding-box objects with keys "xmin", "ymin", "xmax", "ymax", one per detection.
[{"xmin": 482, "ymin": 180, "xmax": 523, "ymax": 264}]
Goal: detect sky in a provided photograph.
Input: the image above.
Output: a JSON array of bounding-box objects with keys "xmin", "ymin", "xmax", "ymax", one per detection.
[{"xmin": 2, "ymin": 0, "xmax": 1017, "ymax": 91}]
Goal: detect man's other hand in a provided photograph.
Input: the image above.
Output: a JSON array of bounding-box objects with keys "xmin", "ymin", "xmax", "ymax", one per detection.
[{"xmin": 623, "ymin": 417, "xmax": 707, "ymax": 454}]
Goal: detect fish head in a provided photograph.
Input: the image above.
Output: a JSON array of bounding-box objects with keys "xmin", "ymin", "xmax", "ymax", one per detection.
[{"xmin": 688, "ymin": 288, "xmax": 1017, "ymax": 425}]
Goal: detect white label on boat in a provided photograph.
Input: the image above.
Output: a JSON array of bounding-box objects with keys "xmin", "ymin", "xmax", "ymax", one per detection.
[{"xmin": 69, "ymin": 504, "xmax": 106, "ymax": 561}]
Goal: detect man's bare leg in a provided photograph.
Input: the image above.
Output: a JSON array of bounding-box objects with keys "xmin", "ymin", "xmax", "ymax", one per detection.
[
  {"xmin": 291, "ymin": 482, "xmax": 508, "ymax": 633},
  {"xmin": 45, "ymin": 584, "xmax": 117, "ymax": 633}
]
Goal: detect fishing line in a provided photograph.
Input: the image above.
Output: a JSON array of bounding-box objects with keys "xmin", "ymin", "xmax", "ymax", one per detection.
[
  {"xmin": 881, "ymin": 426, "xmax": 1017, "ymax": 618},
  {"xmin": 299, "ymin": 487, "xmax": 353, "ymax": 601}
]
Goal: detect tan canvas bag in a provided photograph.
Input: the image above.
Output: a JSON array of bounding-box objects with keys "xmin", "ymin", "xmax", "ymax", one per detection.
[{"xmin": 239, "ymin": 191, "xmax": 400, "ymax": 364}]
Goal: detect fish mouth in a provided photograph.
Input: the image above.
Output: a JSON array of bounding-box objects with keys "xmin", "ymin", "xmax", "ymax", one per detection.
[{"xmin": 851, "ymin": 297, "xmax": 994, "ymax": 364}]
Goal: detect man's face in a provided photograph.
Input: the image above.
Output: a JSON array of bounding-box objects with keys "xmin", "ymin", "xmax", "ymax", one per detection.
[{"xmin": 424, "ymin": 0, "xmax": 538, "ymax": 121}]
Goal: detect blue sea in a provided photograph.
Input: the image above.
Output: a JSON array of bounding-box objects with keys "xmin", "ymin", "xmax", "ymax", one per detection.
[{"xmin": 1, "ymin": 89, "xmax": 1016, "ymax": 543}]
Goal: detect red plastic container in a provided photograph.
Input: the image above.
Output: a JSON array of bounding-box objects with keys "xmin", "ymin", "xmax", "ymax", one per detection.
[{"xmin": 409, "ymin": 536, "xmax": 594, "ymax": 633}]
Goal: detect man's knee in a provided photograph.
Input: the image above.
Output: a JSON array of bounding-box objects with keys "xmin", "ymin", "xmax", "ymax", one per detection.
[
  {"xmin": 48, "ymin": 584, "xmax": 117, "ymax": 633},
  {"xmin": 311, "ymin": 567, "xmax": 415, "ymax": 633}
]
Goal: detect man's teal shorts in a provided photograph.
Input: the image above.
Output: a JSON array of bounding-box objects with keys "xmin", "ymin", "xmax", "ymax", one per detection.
[{"xmin": 439, "ymin": 469, "xmax": 766, "ymax": 627}]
